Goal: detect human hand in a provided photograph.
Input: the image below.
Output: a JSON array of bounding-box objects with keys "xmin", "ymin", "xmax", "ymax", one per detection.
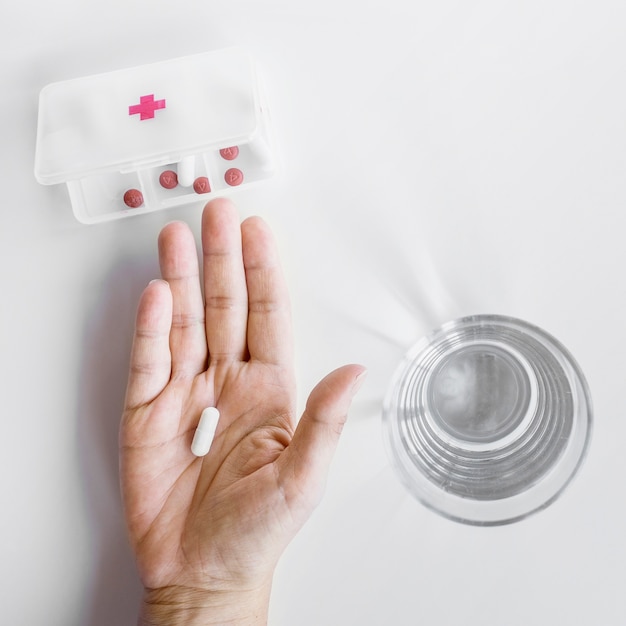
[{"xmin": 120, "ymin": 198, "xmax": 366, "ymax": 625}]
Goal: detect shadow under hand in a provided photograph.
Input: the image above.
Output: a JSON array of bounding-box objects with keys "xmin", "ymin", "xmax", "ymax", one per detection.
[{"xmin": 76, "ymin": 252, "xmax": 156, "ymax": 626}]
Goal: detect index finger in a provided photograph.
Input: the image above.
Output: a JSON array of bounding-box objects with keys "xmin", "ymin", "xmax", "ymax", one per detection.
[{"xmin": 241, "ymin": 216, "xmax": 293, "ymax": 366}]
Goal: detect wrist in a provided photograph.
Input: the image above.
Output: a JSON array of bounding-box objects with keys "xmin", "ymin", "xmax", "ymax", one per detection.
[{"xmin": 138, "ymin": 582, "xmax": 272, "ymax": 626}]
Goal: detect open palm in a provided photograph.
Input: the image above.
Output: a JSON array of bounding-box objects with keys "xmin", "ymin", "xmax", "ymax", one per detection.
[{"xmin": 120, "ymin": 199, "xmax": 365, "ymax": 610}]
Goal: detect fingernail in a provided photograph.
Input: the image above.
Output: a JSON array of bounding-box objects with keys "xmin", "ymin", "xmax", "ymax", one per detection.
[
  {"xmin": 352, "ymin": 368, "xmax": 368, "ymax": 394},
  {"xmin": 148, "ymin": 279, "xmax": 169, "ymax": 289}
]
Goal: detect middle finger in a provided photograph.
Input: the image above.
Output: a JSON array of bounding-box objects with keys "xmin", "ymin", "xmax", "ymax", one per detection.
[{"xmin": 202, "ymin": 198, "xmax": 249, "ymax": 364}]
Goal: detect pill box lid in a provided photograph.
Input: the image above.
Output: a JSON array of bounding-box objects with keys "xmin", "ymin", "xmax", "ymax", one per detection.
[{"xmin": 35, "ymin": 49, "xmax": 261, "ymax": 185}]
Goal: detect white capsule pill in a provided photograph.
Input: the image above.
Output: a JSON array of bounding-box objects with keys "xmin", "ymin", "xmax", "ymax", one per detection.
[
  {"xmin": 248, "ymin": 134, "xmax": 273, "ymax": 170},
  {"xmin": 191, "ymin": 407, "xmax": 220, "ymax": 457},
  {"xmin": 177, "ymin": 155, "xmax": 196, "ymax": 187}
]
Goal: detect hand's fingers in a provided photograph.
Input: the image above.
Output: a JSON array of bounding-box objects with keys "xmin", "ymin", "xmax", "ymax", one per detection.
[
  {"xmin": 124, "ymin": 280, "xmax": 173, "ymax": 410},
  {"xmin": 158, "ymin": 221, "xmax": 207, "ymax": 377},
  {"xmin": 278, "ymin": 365, "xmax": 367, "ymax": 508},
  {"xmin": 241, "ymin": 216, "xmax": 293, "ymax": 366},
  {"xmin": 202, "ymin": 198, "xmax": 249, "ymax": 364}
]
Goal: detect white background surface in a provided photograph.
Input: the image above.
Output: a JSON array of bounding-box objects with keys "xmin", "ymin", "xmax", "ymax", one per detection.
[{"xmin": 2, "ymin": 1, "xmax": 625, "ymax": 624}]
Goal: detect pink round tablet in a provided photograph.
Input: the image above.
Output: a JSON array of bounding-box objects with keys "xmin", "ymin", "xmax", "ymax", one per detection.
[
  {"xmin": 224, "ymin": 168, "xmax": 244, "ymax": 187},
  {"xmin": 219, "ymin": 146, "xmax": 239, "ymax": 160},
  {"xmin": 123, "ymin": 188, "xmax": 144, "ymax": 208},
  {"xmin": 159, "ymin": 170, "xmax": 178, "ymax": 189},
  {"xmin": 193, "ymin": 176, "xmax": 211, "ymax": 194}
]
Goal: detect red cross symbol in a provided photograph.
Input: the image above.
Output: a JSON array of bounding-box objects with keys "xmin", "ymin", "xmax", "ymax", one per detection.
[{"xmin": 129, "ymin": 94, "xmax": 166, "ymax": 120}]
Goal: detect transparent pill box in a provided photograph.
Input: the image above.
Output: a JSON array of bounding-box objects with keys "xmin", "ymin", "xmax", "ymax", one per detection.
[{"xmin": 34, "ymin": 48, "xmax": 275, "ymax": 224}]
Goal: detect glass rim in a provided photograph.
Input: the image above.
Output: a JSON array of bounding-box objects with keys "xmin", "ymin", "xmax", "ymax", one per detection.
[{"xmin": 383, "ymin": 314, "xmax": 593, "ymax": 526}]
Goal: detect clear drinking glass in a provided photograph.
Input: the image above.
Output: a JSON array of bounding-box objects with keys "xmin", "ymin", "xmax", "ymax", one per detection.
[{"xmin": 383, "ymin": 315, "xmax": 593, "ymax": 525}]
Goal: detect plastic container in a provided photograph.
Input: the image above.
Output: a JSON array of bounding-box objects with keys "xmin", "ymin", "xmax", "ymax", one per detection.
[
  {"xmin": 383, "ymin": 315, "xmax": 593, "ymax": 526},
  {"xmin": 34, "ymin": 48, "xmax": 274, "ymax": 224}
]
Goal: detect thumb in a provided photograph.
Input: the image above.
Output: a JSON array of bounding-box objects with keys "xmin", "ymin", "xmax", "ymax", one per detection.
[{"xmin": 280, "ymin": 364, "xmax": 367, "ymax": 509}]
